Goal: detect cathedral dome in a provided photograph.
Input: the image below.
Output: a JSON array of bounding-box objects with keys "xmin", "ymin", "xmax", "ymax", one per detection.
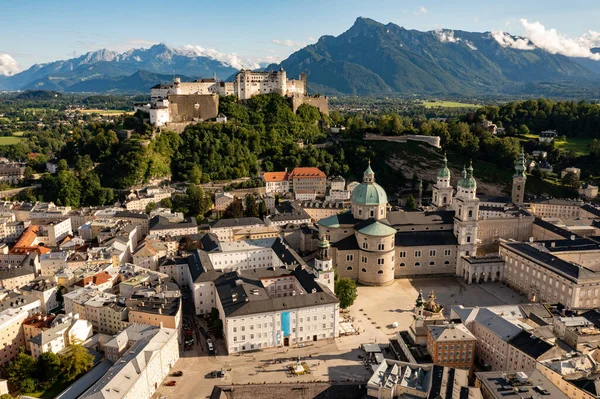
[
  {"xmin": 457, "ymin": 162, "xmax": 477, "ymax": 189},
  {"xmin": 351, "ymin": 163, "xmax": 388, "ymax": 206}
]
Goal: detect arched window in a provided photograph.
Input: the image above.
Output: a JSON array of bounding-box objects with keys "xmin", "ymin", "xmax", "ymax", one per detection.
[
  {"xmin": 370, "ymin": 210, "xmax": 374, "ymax": 217},
  {"xmin": 458, "ymin": 206, "xmax": 462, "ymax": 216},
  {"xmin": 361, "ymin": 268, "xmax": 366, "ymax": 273},
  {"xmin": 468, "ymin": 209, "xmax": 473, "ymax": 218},
  {"xmin": 466, "ymin": 236, "xmax": 471, "ymax": 243},
  {"xmin": 400, "ymin": 263, "xmax": 406, "ymax": 267},
  {"xmin": 415, "ymin": 262, "xmax": 421, "ymax": 267},
  {"xmin": 444, "ymin": 261, "xmax": 450, "ymax": 265},
  {"xmin": 346, "ymin": 266, "xmax": 353, "ymax": 271},
  {"xmin": 358, "ymin": 209, "xmax": 363, "ymax": 216},
  {"xmin": 377, "ymin": 270, "xmax": 383, "ymax": 274},
  {"xmin": 429, "ymin": 261, "xmax": 435, "ymax": 266},
  {"xmin": 443, "ymin": 196, "xmax": 447, "ymax": 204}
]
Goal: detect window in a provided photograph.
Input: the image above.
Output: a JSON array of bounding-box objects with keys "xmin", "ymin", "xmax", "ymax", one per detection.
[
  {"xmin": 444, "ymin": 249, "xmax": 451, "ymax": 256},
  {"xmin": 468, "ymin": 209, "xmax": 473, "ymax": 218},
  {"xmin": 378, "ymin": 244, "xmax": 385, "ymax": 251},
  {"xmin": 399, "ymin": 251, "xmax": 406, "ymax": 258},
  {"xmin": 415, "ymin": 262, "xmax": 421, "ymax": 267},
  {"xmin": 415, "ymin": 250, "xmax": 421, "ymax": 257},
  {"xmin": 466, "ymin": 236, "xmax": 471, "ymax": 243},
  {"xmin": 346, "ymin": 266, "xmax": 353, "ymax": 271},
  {"xmin": 362, "ymin": 242, "xmax": 368, "ymax": 249},
  {"xmin": 377, "ymin": 270, "xmax": 383, "ymax": 274},
  {"xmin": 358, "ymin": 209, "xmax": 362, "ymax": 216},
  {"xmin": 400, "ymin": 263, "xmax": 406, "ymax": 267},
  {"xmin": 429, "ymin": 261, "xmax": 435, "ymax": 266},
  {"xmin": 377, "ymin": 258, "xmax": 385, "ymax": 265},
  {"xmin": 346, "ymin": 254, "xmax": 354, "ymax": 261},
  {"xmin": 429, "ymin": 250, "xmax": 436, "ymax": 257},
  {"xmin": 361, "ymin": 268, "xmax": 366, "ymax": 273},
  {"xmin": 444, "ymin": 261, "xmax": 450, "ymax": 265},
  {"xmin": 370, "ymin": 210, "xmax": 374, "ymax": 217},
  {"xmin": 361, "ymin": 256, "xmax": 368, "ymax": 263}
]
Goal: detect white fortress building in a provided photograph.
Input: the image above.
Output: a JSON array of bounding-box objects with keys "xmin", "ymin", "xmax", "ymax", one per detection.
[{"xmin": 134, "ymin": 68, "xmax": 322, "ymax": 127}]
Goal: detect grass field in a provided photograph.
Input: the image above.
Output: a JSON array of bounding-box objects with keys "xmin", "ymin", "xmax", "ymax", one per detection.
[
  {"xmin": 522, "ymin": 133, "xmax": 591, "ymax": 155},
  {"xmin": 79, "ymin": 109, "xmax": 133, "ymax": 116},
  {"xmin": 0, "ymin": 137, "xmax": 23, "ymax": 146},
  {"xmin": 419, "ymin": 100, "xmax": 480, "ymax": 109},
  {"xmin": 12, "ymin": 131, "xmax": 25, "ymax": 136}
]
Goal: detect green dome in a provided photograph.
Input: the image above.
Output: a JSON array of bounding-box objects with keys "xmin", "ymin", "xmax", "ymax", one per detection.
[
  {"xmin": 437, "ymin": 154, "xmax": 450, "ymax": 179},
  {"xmin": 351, "ymin": 182, "xmax": 388, "ymax": 206},
  {"xmin": 458, "ymin": 162, "xmax": 477, "ymax": 189}
]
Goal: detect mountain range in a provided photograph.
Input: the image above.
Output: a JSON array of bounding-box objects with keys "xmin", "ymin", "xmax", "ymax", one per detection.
[{"xmin": 1, "ymin": 18, "xmax": 600, "ymax": 96}]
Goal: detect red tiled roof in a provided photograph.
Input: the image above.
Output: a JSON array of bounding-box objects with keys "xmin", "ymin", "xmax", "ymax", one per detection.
[
  {"xmin": 289, "ymin": 167, "xmax": 326, "ymax": 178},
  {"xmin": 263, "ymin": 171, "xmax": 289, "ymax": 182}
]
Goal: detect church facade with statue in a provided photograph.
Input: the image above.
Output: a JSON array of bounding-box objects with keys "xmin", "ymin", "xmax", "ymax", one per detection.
[{"xmin": 318, "ymin": 153, "xmax": 535, "ymax": 286}]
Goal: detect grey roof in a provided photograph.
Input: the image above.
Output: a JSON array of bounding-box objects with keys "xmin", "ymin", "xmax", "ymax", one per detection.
[
  {"xmin": 333, "ymin": 234, "xmax": 359, "ymax": 251},
  {"xmin": 395, "ymin": 231, "xmax": 458, "ymax": 247},
  {"xmin": 129, "ymin": 296, "xmax": 180, "ymax": 316},
  {"xmin": 30, "ymin": 319, "xmax": 71, "ymax": 346},
  {"xmin": 508, "ymin": 330, "xmax": 554, "ymax": 359},
  {"xmin": 215, "ymin": 266, "xmax": 338, "ymax": 318},
  {"xmin": 538, "ymin": 238, "xmax": 600, "ymax": 252},
  {"xmin": 114, "ymin": 211, "xmax": 149, "ymax": 220},
  {"xmin": 533, "ymin": 218, "xmax": 579, "ymax": 239},
  {"xmin": 453, "ymin": 307, "xmax": 522, "ymax": 342},
  {"xmin": 149, "ymin": 215, "xmax": 197, "ymax": 231},
  {"xmin": 475, "ymin": 369, "xmax": 568, "ymax": 399},
  {"xmin": 386, "ymin": 210, "xmax": 455, "ymax": 226},
  {"xmin": 582, "ymin": 204, "xmax": 600, "ymax": 218},
  {"xmin": 501, "ymin": 242, "xmax": 597, "ymax": 282},
  {"xmin": 211, "ymin": 217, "xmax": 264, "ymax": 229},
  {"xmin": 427, "ymin": 323, "xmax": 476, "ymax": 342}
]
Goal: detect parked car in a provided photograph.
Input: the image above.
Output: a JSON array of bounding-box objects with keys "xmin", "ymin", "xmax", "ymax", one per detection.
[
  {"xmin": 206, "ymin": 370, "xmax": 225, "ymax": 379},
  {"xmin": 207, "ymin": 339, "xmax": 215, "ymax": 354},
  {"xmin": 165, "ymin": 381, "xmax": 177, "ymax": 386},
  {"xmin": 199, "ymin": 326, "xmax": 207, "ymax": 338},
  {"xmin": 171, "ymin": 371, "xmax": 183, "ymax": 377}
]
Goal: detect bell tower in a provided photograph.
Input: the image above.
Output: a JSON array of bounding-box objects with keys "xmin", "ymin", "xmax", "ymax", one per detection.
[
  {"xmin": 314, "ymin": 236, "xmax": 334, "ymax": 292},
  {"xmin": 512, "ymin": 149, "xmax": 527, "ymax": 205},
  {"xmin": 432, "ymin": 153, "xmax": 453, "ymax": 208},
  {"xmin": 453, "ymin": 162, "xmax": 479, "ymax": 276}
]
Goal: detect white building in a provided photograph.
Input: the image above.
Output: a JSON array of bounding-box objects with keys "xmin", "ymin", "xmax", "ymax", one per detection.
[
  {"xmin": 209, "ymin": 217, "xmax": 265, "ymax": 242},
  {"xmin": 0, "ymin": 307, "xmax": 29, "ymax": 366},
  {"xmin": 263, "ymin": 171, "xmax": 290, "ymax": 195},
  {"xmin": 29, "ymin": 314, "xmax": 93, "ymax": 359},
  {"xmin": 20, "ymin": 279, "xmax": 59, "ymax": 314},
  {"xmin": 81, "ymin": 326, "xmax": 179, "ymax": 399}
]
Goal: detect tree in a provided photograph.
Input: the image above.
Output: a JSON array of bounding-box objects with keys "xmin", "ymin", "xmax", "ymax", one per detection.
[
  {"xmin": 562, "ymin": 171, "xmax": 580, "ymax": 188},
  {"xmin": 335, "ymin": 278, "xmax": 358, "ymax": 310},
  {"xmin": 23, "ymin": 166, "xmax": 34, "ymax": 181},
  {"xmin": 244, "ymin": 194, "xmax": 259, "ymax": 218},
  {"xmin": 159, "ymin": 197, "xmax": 172, "ymax": 208},
  {"xmin": 4, "ymin": 349, "xmax": 36, "ymax": 389},
  {"xmin": 145, "ymin": 201, "xmax": 157, "ymax": 214},
  {"xmin": 56, "ymin": 286, "xmax": 64, "ymax": 306},
  {"xmin": 56, "ymin": 159, "xmax": 68, "ymax": 172},
  {"xmin": 223, "ymin": 199, "xmax": 244, "ymax": 219},
  {"xmin": 518, "ymin": 125, "xmax": 530, "ymax": 136},
  {"xmin": 36, "ymin": 352, "xmax": 61, "ymax": 387},
  {"xmin": 59, "ymin": 345, "xmax": 94, "ymax": 381},
  {"xmin": 258, "ymin": 200, "xmax": 268, "ymax": 217},
  {"xmin": 405, "ymin": 195, "xmax": 417, "ymax": 209},
  {"xmin": 20, "ymin": 378, "xmax": 35, "ymax": 393}
]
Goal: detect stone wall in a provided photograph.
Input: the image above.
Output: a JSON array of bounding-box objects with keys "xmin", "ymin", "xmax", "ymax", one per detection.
[
  {"xmin": 290, "ymin": 96, "xmax": 329, "ymax": 115},
  {"xmin": 167, "ymin": 93, "xmax": 219, "ymax": 123}
]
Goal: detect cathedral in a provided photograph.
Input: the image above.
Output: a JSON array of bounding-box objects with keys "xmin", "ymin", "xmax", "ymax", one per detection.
[{"xmin": 318, "ymin": 152, "xmax": 534, "ymax": 286}]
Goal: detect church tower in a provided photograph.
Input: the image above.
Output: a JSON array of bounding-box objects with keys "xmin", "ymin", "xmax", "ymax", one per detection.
[
  {"xmin": 512, "ymin": 149, "xmax": 527, "ymax": 205},
  {"xmin": 453, "ymin": 161, "xmax": 480, "ymax": 276},
  {"xmin": 432, "ymin": 154, "xmax": 453, "ymax": 208},
  {"xmin": 314, "ymin": 236, "xmax": 334, "ymax": 292}
]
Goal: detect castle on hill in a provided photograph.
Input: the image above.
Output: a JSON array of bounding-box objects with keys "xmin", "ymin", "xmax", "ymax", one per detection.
[
  {"xmin": 318, "ymin": 152, "xmax": 534, "ymax": 286},
  {"xmin": 134, "ymin": 69, "xmax": 328, "ymax": 127}
]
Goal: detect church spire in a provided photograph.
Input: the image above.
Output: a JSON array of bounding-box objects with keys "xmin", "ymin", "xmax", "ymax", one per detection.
[{"xmin": 514, "ymin": 148, "xmax": 526, "ymax": 178}]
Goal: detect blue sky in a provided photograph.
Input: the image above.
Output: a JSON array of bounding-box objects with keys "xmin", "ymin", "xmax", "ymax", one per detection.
[{"xmin": 1, "ymin": 0, "xmax": 599, "ymax": 70}]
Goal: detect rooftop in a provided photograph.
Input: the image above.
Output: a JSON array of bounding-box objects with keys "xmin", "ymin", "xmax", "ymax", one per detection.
[{"xmin": 476, "ymin": 369, "xmax": 567, "ymax": 399}]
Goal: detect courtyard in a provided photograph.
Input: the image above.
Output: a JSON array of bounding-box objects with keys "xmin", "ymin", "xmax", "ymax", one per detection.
[{"xmin": 153, "ymin": 278, "xmax": 528, "ymax": 399}]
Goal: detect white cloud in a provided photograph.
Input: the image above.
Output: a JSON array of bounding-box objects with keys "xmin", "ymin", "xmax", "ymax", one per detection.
[
  {"xmin": 413, "ymin": 6, "xmax": 428, "ymax": 16},
  {"xmin": 272, "ymin": 39, "xmax": 307, "ymax": 48},
  {"xmin": 491, "ymin": 31, "xmax": 536, "ymax": 50},
  {"xmin": 308, "ymin": 37, "xmax": 317, "ymax": 42},
  {"xmin": 519, "ymin": 19, "xmax": 600, "ymax": 60},
  {"xmin": 436, "ymin": 29, "xmax": 460, "ymax": 43},
  {"xmin": 181, "ymin": 45, "xmax": 282, "ymax": 70},
  {"xmin": 0, "ymin": 54, "xmax": 20, "ymax": 76}
]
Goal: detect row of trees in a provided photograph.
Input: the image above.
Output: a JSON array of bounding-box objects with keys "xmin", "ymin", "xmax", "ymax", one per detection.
[{"xmin": 3, "ymin": 345, "xmax": 94, "ymax": 393}]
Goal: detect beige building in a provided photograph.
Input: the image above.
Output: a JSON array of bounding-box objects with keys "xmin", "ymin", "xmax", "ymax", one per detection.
[
  {"xmin": 500, "ymin": 239, "xmax": 600, "ymax": 309},
  {"xmin": 127, "ymin": 296, "xmax": 182, "ymax": 332},
  {"xmin": 426, "ymin": 323, "xmax": 477, "ymax": 370},
  {"xmin": 0, "ymin": 307, "xmax": 28, "ymax": 366},
  {"xmin": 289, "ymin": 167, "xmax": 327, "ymax": 198},
  {"xmin": 530, "ymin": 199, "xmax": 583, "ymax": 219}
]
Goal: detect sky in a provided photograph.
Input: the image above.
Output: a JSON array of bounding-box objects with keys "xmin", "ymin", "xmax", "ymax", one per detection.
[{"xmin": 1, "ymin": 0, "xmax": 599, "ymax": 74}]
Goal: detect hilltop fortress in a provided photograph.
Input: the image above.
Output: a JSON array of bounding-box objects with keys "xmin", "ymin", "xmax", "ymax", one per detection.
[{"xmin": 135, "ymin": 69, "xmax": 328, "ymax": 128}]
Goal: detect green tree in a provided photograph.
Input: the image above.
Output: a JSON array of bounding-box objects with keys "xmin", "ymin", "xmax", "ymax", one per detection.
[
  {"xmin": 20, "ymin": 378, "xmax": 35, "ymax": 393},
  {"xmin": 145, "ymin": 201, "xmax": 157, "ymax": 214},
  {"xmin": 59, "ymin": 345, "xmax": 94, "ymax": 381},
  {"xmin": 159, "ymin": 197, "xmax": 172, "ymax": 208},
  {"xmin": 187, "ymin": 185, "xmax": 212, "ymax": 219},
  {"xmin": 4, "ymin": 349, "xmax": 36, "ymax": 389},
  {"xmin": 56, "ymin": 159, "xmax": 68, "ymax": 172},
  {"xmin": 562, "ymin": 171, "xmax": 580, "ymax": 188},
  {"xmin": 56, "ymin": 286, "xmax": 64, "ymax": 306},
  {"xmin": 223, "ymin": 199, "xmax": 244, "ymax": 219},
  {"xmin": 405, "ymin": 195, "xmax": 417, "ymax": 209},
  {"xmin": 518, "ymin": 124, "xmax": 530, "ymax": 136},
  {"xmin": 36, "ymin": 352, "xmax": 61, "ymax": 387},
  {"xmin": 335, "ymin": 278, "xmax": 358, "ymax": 309},
  {"xmin": 244, "ymin": 195, "xmax": 259, "ymax": 218},
  {"xmin": 258, "ymin": 200, "xmax": 268, "ymax": 217},
  {"xmin": 23, "ymin": 166, "xmax": 34, "ymax": 181}
]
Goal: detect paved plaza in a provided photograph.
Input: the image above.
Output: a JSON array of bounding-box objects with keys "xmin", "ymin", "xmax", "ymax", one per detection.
[{"xmin": 153, "ymin": 278, "xmax": 528, "ymax": 398}]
